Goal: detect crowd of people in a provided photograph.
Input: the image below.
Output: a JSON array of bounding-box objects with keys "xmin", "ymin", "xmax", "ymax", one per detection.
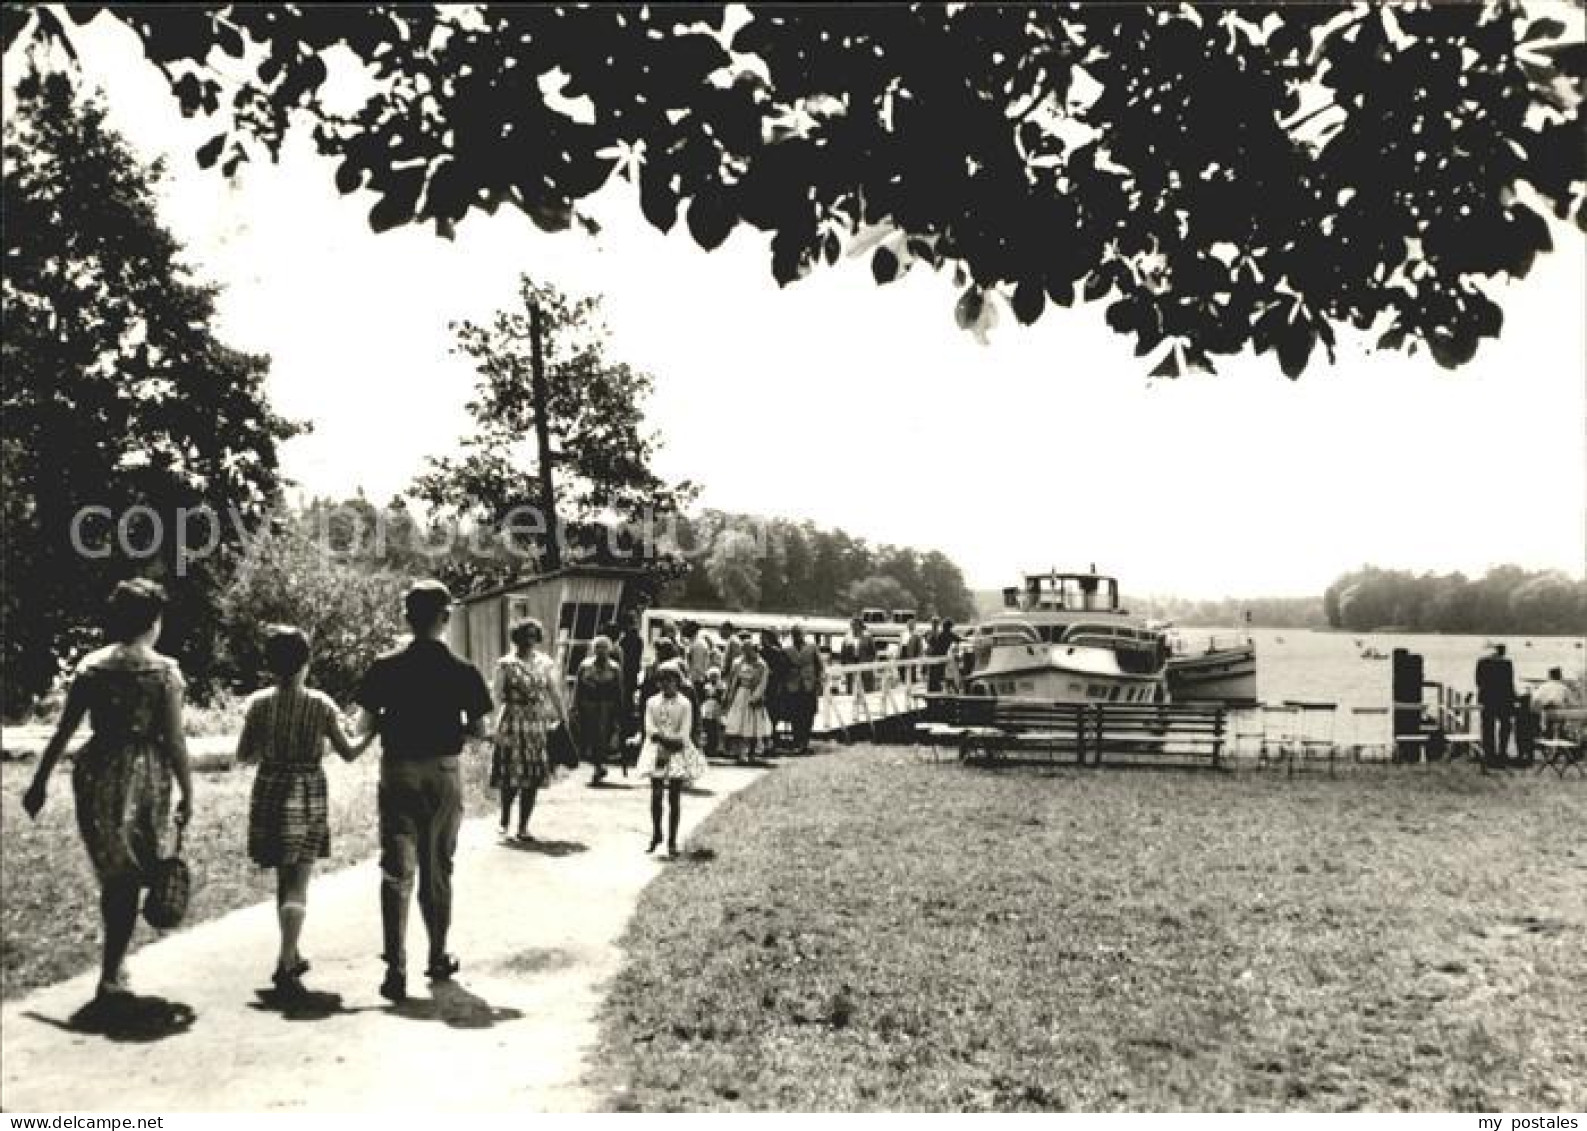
[
  {"xmin": 20, "ymin": 580, "xmax": 713, "ymax": 1012},
  {"xmin": 18, "ymin": 581, "xmax": 978, "ymax": 1015}
]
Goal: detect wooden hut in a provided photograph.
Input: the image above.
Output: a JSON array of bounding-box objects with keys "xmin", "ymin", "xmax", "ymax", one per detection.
[{"xmin": 448, "ymin": 565, "xmax": 641, "ymax": 685}]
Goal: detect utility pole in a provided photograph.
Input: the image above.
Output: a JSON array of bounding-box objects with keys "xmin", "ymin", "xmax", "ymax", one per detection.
[{"xmin": 529, "ymin": 299, "xmax": 561, "ymax": 571}]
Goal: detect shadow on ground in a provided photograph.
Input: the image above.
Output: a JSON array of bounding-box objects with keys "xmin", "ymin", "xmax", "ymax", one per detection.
[
  {"xmin": 24, "ymin": 994, "xmax": 197, "ymax": 1043},
  {"xmin": 248, "ymin": 986, "xmax": 379, "ymax": 1021},
  {"xmin": 390, "ymin": 981, "xmax": 523, "ymax": 1029},
  {"xmin": 499, "ymin": 837, "xmax": 589, "ymax": 857}
]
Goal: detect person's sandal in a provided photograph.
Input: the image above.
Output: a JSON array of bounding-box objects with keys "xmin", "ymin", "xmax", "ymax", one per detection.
[{"xmin": 426, "ymin": 954, "xmax": 460, "ymax": 981}]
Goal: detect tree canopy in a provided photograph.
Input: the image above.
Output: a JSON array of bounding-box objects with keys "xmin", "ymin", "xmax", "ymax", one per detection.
[
  {"xmin": 1323, "ymin": 564, "xmax": 1587, "ymax": 635},
  {"xmin": 1, "ymin": 69, "xmax": 298, "ymax": 712},
  {"xmin": 410, "ymin": 275, "xmax": 696, "ymax": 592},
  {"xmin": 9, "ymin": 3, "xmax": 1583, "ymax": 375}
]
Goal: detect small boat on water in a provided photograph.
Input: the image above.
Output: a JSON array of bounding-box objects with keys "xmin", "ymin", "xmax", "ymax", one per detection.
[
  {"xmin": 963, "ymin": 567, "xmax": 1257, "ymax": 706},
  {"xmin": 1360, "ymin": 646, "xmax": 1389, "ymax": 660}
]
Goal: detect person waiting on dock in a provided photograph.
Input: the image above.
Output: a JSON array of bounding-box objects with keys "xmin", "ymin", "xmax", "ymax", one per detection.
[
  {"xmin": 724, "ymin": 638, "xmax": 774, "ymax": 761},
  {"xmin": 617, "ymin": 612, "xmax": 644, "ymax": 749},
  {"xmin": 699, "ymin": 666, "xmax": 725, "ymax": 758},
  {"xmin": 636, "ymin": 661, "xmax": 706, "ymax": 858},
  {"xmin": 785, "ymin": 625, "xmax": 824, "ymax": 753},
  {"xmin": 840, "ymin": 617, "xmax": 876, "ymax": 694},
  {"xmin": 759, "ymin": 628, "xmax": 793, "ymax": 751},
  {"xmin": 719, "ymin": 620, "xmax": 743, "ymax": 680},
  {"xmin": 237, "ymin": 626, "xmax": 373, "ymax": 999},
  {"xmin": 355, "ymin": 581, "xmax": 493, "ymax": 1003},
  {"xmin": 1532, "ymin": 667, "xmax": 1576, "ymax": 741},
  {"xmin": 683, "ymin": 620, "xmax": 713, "ymax": 739},
  {"xmin": 898, "ymin": 615, "xmax": 925, "ymax": 684},
  {"xmin": 926, "ymin": 618, "xmax": 959, "ymax": 693},
  {"xmin": 571, "ymin": 633, "xmax": 624, "ymax": 785},
  {"xmin": 1474, "ymin": 642, "xmax": 1517, "ymax": 768},
  {"xmin": 21, "ymin": 580, "xmax": 194, "ymax": 1014},
  {"xmin": 653, "ymin": 619, "xmax": 682, "ymax": 664}
]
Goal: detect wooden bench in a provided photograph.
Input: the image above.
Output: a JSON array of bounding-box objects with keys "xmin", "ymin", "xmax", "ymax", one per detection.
[
  {"xmin": 917, "ymin": 695, "xmax": 1085, "ymax": 764},
  {"xmin": 919, "ymin": 697, "xmax": 1225, "ymax": 769},
  {"xmin": 1089, "ymin": 703, "xmax": 1227, "ymax": 770}
]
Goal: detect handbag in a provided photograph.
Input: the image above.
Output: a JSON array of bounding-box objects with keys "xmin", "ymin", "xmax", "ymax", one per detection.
[
  {"xmin": 143, "ymin": 818, "xmax": 192, "ymax": 931},
  {"xmin": 548, "ymin": 721, "xmax": 579, "ymax": 770}
]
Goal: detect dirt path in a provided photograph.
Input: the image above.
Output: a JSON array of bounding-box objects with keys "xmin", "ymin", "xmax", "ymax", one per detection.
[{"xmin": 0, "ymin": 764, "xmax": 764, "ymax": 1112}]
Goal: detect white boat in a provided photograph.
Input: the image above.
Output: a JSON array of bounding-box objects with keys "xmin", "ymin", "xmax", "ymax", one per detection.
[{"xmin": 965, "ymin": 569, "xmax": 1170, "ymax": 704}]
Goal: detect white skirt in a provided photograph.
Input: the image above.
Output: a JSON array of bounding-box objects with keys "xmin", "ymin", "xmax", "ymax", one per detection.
[
  {"xmin": 722, "ymin": 689, "xmax": 773, "ymax": 740},
  {"xmin": 635, "ymin": 737, "xmax": 707, "ymax": 783}
]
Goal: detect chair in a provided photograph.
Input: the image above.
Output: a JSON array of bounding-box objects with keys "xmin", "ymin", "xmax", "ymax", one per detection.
[
  {"xmin": 1439, "ymin": 693, "xmax": 1484, "ymax": 763},
  {"xmin": 1347, "ymin": 706, "xmax": 1391, "ymax": 764},
  {"xmin": 1391, "ymin": 701, "xmax": 1435, "ymax": 764},
  {"xmin": 1286, "ymin": 700, "xmax": 1338, "ymax": 776},
  {"xmin": 1536, "ymin": 708, "xmax": 1586, "ymax": 778}
]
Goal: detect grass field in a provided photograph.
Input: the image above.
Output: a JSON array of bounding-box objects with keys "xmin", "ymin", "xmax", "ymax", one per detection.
[
  {"xmin": 0, "ymin": 743, "xmax": 498, "ymax": 1000},
  {"xmin": 595, "ymin": 749, "xmax": 1587, "ymax": 1112}
]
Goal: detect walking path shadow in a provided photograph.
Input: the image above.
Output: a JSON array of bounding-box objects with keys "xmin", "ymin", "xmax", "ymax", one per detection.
[
  {"xmin": 22, "ymin": 994, "xmax": 196, "ymax": 1044},
  {"xmin": 1, "ymin": 761, "xmax": 768, "ymax": 1111},
  {"xmin": 390, "ymin": 980, "xmax": 523, "ymax": 1029}
]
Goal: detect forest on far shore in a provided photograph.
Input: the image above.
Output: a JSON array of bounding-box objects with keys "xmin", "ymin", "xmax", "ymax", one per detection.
[{"xmin": 1033, "ymin": 565, "xmax": 1587, "ymax": 635}]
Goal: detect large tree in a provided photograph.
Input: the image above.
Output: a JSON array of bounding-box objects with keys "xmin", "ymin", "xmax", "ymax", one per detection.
[
  {"xmin": 1, "ymin": 69, "xmax": 298, "ymax": 713},
  {"xmin": 410, "ymin": 275, "xmax": 696, "ymax": 593},
  {"xmin": 8, "ymin": 4, "xmax": 1583, "ymax": 374}
]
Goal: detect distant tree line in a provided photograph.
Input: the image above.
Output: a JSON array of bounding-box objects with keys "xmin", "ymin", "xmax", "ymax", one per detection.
[
  {"xmin": 1134, "ymin": 594, "xmax": 1327, "ymax": 630},
  {"xmin": 659, "ymin": 511, "xmax": 977, "ymax": 622},
  {"xmin": 1323, "ymin": 565, "xmax": 1587, "ymax": 635}
]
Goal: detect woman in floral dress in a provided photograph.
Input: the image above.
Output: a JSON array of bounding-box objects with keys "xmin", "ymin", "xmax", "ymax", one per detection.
[
  {"xmin": 635, "ymin": 662, "xmax": 706, "ymax": 858},
  {"xmin": 571, "ymin": 633, "xmax": 624, "ymax": 785},
  {"xmin": 22, "ymin": 580, "xmax": 194, "ymax": 1008},
  {"xmin": 491, "ymin": 619, "xmax": 568, "ymax": 842}
]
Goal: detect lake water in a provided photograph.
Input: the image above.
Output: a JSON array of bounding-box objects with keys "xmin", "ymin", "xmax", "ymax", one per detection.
[{"xmin": 1226, "ymin": 628, "xmax": 1586, "ymax": 709}]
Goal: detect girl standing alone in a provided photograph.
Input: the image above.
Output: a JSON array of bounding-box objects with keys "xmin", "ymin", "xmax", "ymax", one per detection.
[
  {"xmin": 237, "ymin": 626, "xmax": 372, "ymax": 996},
  {"xmin": 636, "ymin": 662, "xmax": 706, "ymax": 858}
]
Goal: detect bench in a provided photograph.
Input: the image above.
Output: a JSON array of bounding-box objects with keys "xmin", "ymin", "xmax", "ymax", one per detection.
[
  {"xmin": 917, "ymin": 695, "xmax": 1085, "ymax": 764},
  {"xmin": 919, "ymin": 697, "xmax": 1225, "ymax": 769},
  {"xmin": 1089, "ymin": 703, "xmax": 1227, "ymax": 770}
]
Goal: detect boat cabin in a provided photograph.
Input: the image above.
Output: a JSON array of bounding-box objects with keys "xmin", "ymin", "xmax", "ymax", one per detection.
[{"xmin": 1002, "ymin": 569, "xmax": 1124, "ymax": 615}]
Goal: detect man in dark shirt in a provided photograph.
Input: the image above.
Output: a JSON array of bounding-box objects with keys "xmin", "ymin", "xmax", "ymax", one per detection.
[
  {"xmin": 1474, "ymin": 642, "xmax": 1517, "ymax": 768},
  {"xmin": 617, "ymin": 612, "xmax": 644, "ymax": 750},
  {"xmin": 356, "ymin": 580, "xmax": 492, "ymax": 1002}
]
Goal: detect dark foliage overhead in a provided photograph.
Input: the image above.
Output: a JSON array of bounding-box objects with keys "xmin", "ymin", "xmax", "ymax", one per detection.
[{"xmin": 6, "ymin": 4, "xmax": 1582, "ymax": 375}]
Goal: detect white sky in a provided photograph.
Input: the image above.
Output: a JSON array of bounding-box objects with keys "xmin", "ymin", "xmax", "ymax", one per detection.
[{"xmin": 10, "ymin": 13, "xmax": 1586, "ymax": 599}]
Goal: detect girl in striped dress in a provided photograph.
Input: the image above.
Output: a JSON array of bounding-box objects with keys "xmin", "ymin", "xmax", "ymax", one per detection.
[{"xmin": 237, "ymin": 627, "xmax": 371, "ymax": 996}]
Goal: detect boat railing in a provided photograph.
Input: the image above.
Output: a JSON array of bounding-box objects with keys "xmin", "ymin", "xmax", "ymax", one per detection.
[{"xmin": 1170, "ymin": 632, "xmax": 1253, "ymax": 655}]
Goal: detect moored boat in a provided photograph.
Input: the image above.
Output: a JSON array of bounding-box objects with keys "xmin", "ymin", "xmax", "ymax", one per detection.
[
  {"xmin": 1164, "ymin": 633, "xmax": 1259, "ymax": 706},
  {"xmin": 965, "ymin": 569, "xmax": 1169, "ymax": 704}
]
